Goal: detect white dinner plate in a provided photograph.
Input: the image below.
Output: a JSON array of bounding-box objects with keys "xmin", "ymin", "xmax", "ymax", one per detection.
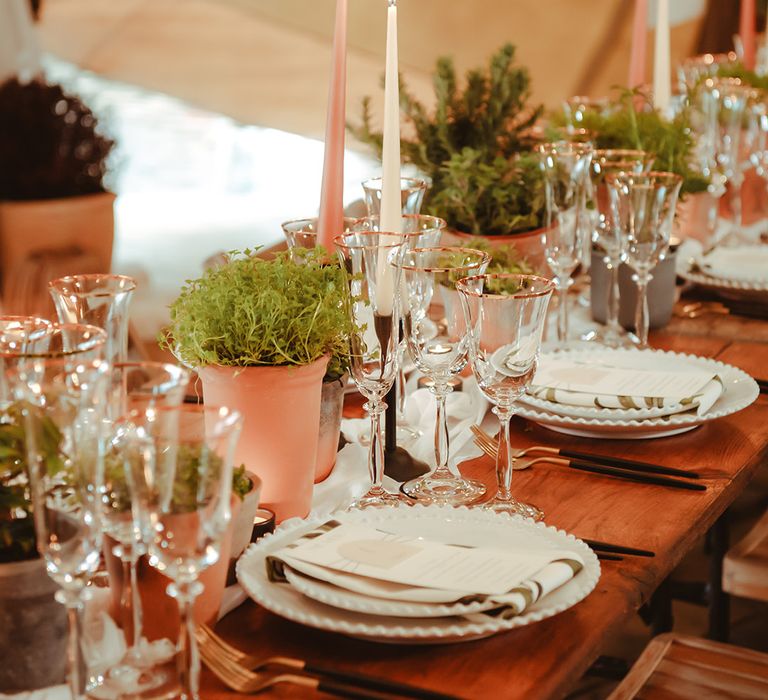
[
  {"xmin": 237, "ymin": 505, "xmax": 600, "ymax": 644},
  {"xmin": 515, "ymin": 349, "xmax": 758, "ymax": 440}
]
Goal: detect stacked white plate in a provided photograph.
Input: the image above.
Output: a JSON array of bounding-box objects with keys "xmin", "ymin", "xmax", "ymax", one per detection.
[
  {"xmin": 678, "ymin": 243, "xmax": 768, "ymax": 302},
  {"xmin": 236, "ymin": 505, "xmax": 600, "ymax": 644},
  {"xmin": 517, "ymin": 348, "xmax": 759, "ymax": 439}
]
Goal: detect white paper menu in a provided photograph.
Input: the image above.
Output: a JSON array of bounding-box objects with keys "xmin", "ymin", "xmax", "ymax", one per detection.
[
  {"xmin": 279, "ymin": 522, "xmax": 578, "ymax": 596},
  {"xmin": 532, "ymin": 359, "xmax": 715, "ymax": 399}
]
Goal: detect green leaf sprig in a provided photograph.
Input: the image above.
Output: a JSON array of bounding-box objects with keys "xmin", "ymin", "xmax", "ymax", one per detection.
[{"xmin": 349, "ymin": 43, "xmax": 546, "ymax": 235}]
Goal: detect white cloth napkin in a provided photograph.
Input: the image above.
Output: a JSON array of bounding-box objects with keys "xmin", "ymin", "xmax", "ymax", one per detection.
[{"xmin": 341, "ymin": 374, "xmax": 488, "ymax": 475}]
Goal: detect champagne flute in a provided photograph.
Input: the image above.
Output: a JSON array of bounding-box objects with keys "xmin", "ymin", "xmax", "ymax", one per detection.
[
  {"xmin": 396, "ymin": 247, "xmax": 490, "ymax": 505},
  {"xmin": 607, "ymin": 171, "xmax": 683, "ymax": 348},
  {"xmin": 119, "ymin": 405, "xmax": 242, "ymax": 700},
  {"xmin": 585, "ymin": 149, "xmax": 654, "ymax": 347},
  {"xmin": 457, "ymin": 274, "xmax": 554, "ymax": 519},
  {"xmin": 13, "ymin": 359, "xmax": 110, "ymax": 700},
  {"xmin": 537, "ymin": 141, "xmax": 593, "ymax": 346},
  {"xmin": 334, "ymin": 231, "xmax": 408, "ymax": 507}
]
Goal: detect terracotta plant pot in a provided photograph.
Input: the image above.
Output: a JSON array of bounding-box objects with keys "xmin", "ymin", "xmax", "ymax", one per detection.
[
  {"xmin": 104, "ymin": 500, "xmax": 240, "ymax": 644},
  {"xmin": 674, "ymin": 192, "xmax": 716, "ymax": 243},
  {"xmin": 315, "ymin": 375, "xmax": 346, "ymax": 483},
  {"xmin": 0, "ymin": 192, "xmax": 115, "ymax": 316},
  {"xmin": 441, "ymin": 227, "xmax": 549, "ymax": 274},
  {"xmin": 199, "ymin": 355, "xmax": 329, "ymax": 522},
  {"xmin": 0, "ymin": 556, "xmax": 67, "ymax": 691}
]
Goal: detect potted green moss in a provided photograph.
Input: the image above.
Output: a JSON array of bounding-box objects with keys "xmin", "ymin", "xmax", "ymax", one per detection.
[
  {"xmin": 350, "ymin": 43, "xmax": 548, "ymax": 267},
  {"xmin": 162, "ymin": 248, "xmax": 352, "ymax": 522}
]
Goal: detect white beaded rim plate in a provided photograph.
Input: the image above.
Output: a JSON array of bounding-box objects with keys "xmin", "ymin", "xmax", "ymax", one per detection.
[
  {"xmin": 236, "ymin": 505, "xmax": 601, "ymax": 644},
  {"xmin": 514, "ymin": 349, "xmax": 759, "ymax": 440},
  {"xmin": 679, "ymin": 267, "xmax": 768, "ymax": 295},
  {"xmin": 520, "ymin": 348, "xmax": 720, "ymax": 421}
]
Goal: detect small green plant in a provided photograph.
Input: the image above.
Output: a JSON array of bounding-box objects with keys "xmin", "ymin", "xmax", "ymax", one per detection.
[
  {"xmin": 717, "ymin": 63, "xmax": 768, "ymax": 91},
  {"xmin": 437, "ymin": 238, "xmax": 534, "ymax": 289},
  {"xmin": 162, "ymin": 248, "xmax": 353, "ymax": 380},
  {"xmin": 350, "ymin": 43, "xmax": 546, "ymax": 235},
  {"xmin": 555, "ymin": 90, "xmax": 709, "ymax": 195},
  {"xmin": 0, "ymin": 78, "xmax": 114, "ymax": 201},
  {"xmin": 0, "ymin": 404, "xmax": 65, "ymax": 563}
]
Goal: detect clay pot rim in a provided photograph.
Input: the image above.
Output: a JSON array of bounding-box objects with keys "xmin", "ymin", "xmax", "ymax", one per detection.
[{"xmin": 198, "ymin": 354, "xmax": 331, "ymax": 375}]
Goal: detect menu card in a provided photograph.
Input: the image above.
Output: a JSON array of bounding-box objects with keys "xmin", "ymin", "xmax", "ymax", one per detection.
[{"xmin": 267, "ymin": 520, "xmax": 582, "ymax": 597}]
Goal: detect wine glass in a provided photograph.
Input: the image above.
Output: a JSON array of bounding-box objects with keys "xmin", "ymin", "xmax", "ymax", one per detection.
[
  {"xmin": 585, "ymin": 149, "xmax": 654, "ymax": 347},
  {"xmin": 49, "ymin": 274, "xmax": 137, "ymax": 366},
  {"xmin": 334, "ymin": 231, "xmax": 408, "ymax": 508},
  {"xmin": 457, "ymin": 274, "xmax": 554, "ymax": 520},
  {"xmin": 607, "ymin": 171, "xmax": 683, "ymax": 348},
  {"xmin": 94, "ymin": 362, "xmax": 191, "ymax": 695},
  {"xmin": 677, "ymin": 52, "xmax": 737, "ymax": 94},
  {"xmin": 361, "ymin": 176, "xmax": 428, "ymax": 218},
  {"xmin": 12, "ymin": 358, "xmax": 110, "ymax": 700},
  {"xmin": 281, "ymin": 217, "xmax": 358, "ymax": 256},
  {"xmin": 351, "ymin": 215, "xmax": 446, "ymax": 443},
  {"xmin": 537, "ymin": 141, "xmax": 593, "ymax": 346},
  {"xmin": 118, "ymin": 404, "xmax": 243, "ymax": 700},
  {"xmin": 395, "ymin": 247, "xmax": 491, "ymax": 505}
]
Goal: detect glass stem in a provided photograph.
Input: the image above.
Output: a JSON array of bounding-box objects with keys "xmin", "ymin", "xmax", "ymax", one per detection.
[
  {"xmin": 730, "ymin": 171, "xmax": 744, "ymax": 234},
  {"xmin": 633, "ymin": 275, "xmax": 651, "ymax": 348},
  {"xmin": 431, "ymin": 383, "xmax": 453, "ymax": 480},
  {"xmin": 365, "ymin": 400, "xmax": 386, "ymax": 494},
  {"xmin": 120, "ymin": 555, "xmax": 136, "ymax": 647},
  {"xmin": 492, "ymin": 407, "xmax": 514, "ymax": 501},
  {"xmin": 57, "ymin": 590, "xmax": 86, "ymax": 700},
  {"xmin": 129, "ymin": 547, "xmax": 144, "ymax": 651},
  {"xmin": 397, "ymin": 363, "xmax": 407, "ymax": 418},
  {"xmin": 169, "ymin": 580, "xmax": 203, "ymax": 700},
  {"xmin": 556, "ymin": 282, "xmax": 569, "ymax": 343},
  {"xmin": 605, "ymin": 259, "xmax": 621, "ymax": 335}
]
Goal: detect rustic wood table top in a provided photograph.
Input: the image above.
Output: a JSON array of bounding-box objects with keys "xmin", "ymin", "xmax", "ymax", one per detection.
[{"xmin": 203, "ymin": 312, "xmax": 768, "ymax": 700}]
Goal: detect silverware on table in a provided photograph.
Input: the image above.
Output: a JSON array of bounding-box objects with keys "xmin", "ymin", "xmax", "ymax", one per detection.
[
  {"xmin": 471, "ymin": 427, "xmax": 706, "ymax": 492},
  {"xmin": 470, "ymin": 425, "xmax": 701, "ymax": 479},
  {"xmin": 197, "ymin": 624, "xmax": 459, "ymax": 700}
]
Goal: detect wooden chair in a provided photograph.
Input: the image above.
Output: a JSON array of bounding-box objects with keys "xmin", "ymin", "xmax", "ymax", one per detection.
[
  {"xmin": 723, "ymin": 509, "xmax": 768, "ymax": 603},
  {"xmin": 608, "ymin": 634, "xmax": 768, "ymax": 699}
]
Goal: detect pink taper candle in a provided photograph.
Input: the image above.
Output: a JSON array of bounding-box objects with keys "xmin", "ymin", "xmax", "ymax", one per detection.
[
  {"xmin": 628, "ymin": 0, "xmax": 648, "ymax": 88},
  {"xmin": 316, "ymin": 0, "xmax": 348, "ymax": 250},
  {"xmin": 740, "ymin": 0, "xmax": 756, "ymax": 71}
]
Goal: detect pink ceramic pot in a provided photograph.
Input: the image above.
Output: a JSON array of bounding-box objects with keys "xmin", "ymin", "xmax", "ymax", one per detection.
[
  {"xmin": 441, "ymin": 227, "xmax": 549, "ymax": 274},
  {"xmin": 199, "ymin": 356, "xmax": 329, "ymax": 522}
]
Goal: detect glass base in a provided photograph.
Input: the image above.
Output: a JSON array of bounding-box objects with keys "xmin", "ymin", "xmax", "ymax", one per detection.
[
  {"xmin": 481, "ymin": 497, "xmax": 544, "ymax": 521},
  {"xmin": 348, "ymin": 489, "xmax": 411, "ymax": 510},
  {"xmin": 580, "ymin": 326, "xmax": 638, "ymax": 349},
  {"xmin": 402, "ymin": 474, "xmax": 486, "ymax": 506},
  {"xmin": 87, "ymin": 653, "xmax": 177, "ymax": 700},
  {"xmin": 396, "ymin": 423, "xmax": 422, "ymax": 441}
]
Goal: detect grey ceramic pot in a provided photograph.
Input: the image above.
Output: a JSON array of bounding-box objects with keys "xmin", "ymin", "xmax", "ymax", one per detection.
[
  {"xmin": 0, "ymin": 556, "xmax": 67, "ymax": 691},
  {"xmin": 590, "ymin": 250, "xmax": 677, "ymax": 331}
]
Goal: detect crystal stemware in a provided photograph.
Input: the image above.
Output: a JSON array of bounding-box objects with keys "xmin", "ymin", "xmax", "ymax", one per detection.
[
  {"xmin": 13, "ymin": 358, "xmax": 110, "ymax": 700},
  {"xmin": 334, "ymin": 231, "xmax": 408, "ymax": 507},
  {"xmin": 118, "ymin": 405, "xmax": 242, "ymax": 700},
  {"xmin": 95, "ymin": 362, "xmax": 191, "ymax": 694},
  {"xmin": 361, "ymin": 176, "xmax": 428, "ymax": 218},
  {"xmin": 49, "ymin": 274, "xmax": 137, "ymax": 366},
  {"xmin": 607, "ymin": 171, "xmax": 683, "ymax": 348},
  {"xmin": 457, "ymin": 274, "xmax": 554, "ymax": 519},
  {"xmin": 584, "ymin": 149, "xmax": 654, "ymax": 348},
  {"xmin": 537, "ymin": 141, "xmax": 593, "ymax": 346},
  {"xmin": 396, "ymin": 247, "xmax": 490, "ymax": 505},
  {"xmin": 281, "ymin": 217, "xmax": 358, "ymax": 256}
]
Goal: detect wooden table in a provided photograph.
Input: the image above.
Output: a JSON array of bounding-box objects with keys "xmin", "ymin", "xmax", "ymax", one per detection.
[{"xmin": 205, "ymin": 317, "xmax": 768, "ymax": 699}]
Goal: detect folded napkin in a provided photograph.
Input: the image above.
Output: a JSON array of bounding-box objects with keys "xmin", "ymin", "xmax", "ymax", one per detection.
[
  {"xmin": 529, "ymin": 358, "xmax": 724, "ymax": 416},
  {"xmin": 266, "ymin": 518, "xmax": 583, "ymax": 619},
  {"xmin": 700, "ymin": 245, "xmax": 768, "ymax": 284}
]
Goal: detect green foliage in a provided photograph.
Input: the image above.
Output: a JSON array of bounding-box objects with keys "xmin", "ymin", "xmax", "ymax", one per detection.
[
  {"xmin": 349, "ymin": 43, "xmax": 546, "ymax": 235},
  {"xmin": 717, "ymin": 63, "xmax": 768, "ymax": 91},
  {"xmin": 437, "ymin": 238, "xmax": 533, "ymax": 289},
  {"xmin": 162, "ymin": 248, "xmax": 354, "ymax": 380},
  {"xmin": 0, "ymin": 404, "xmax": 66, "ymax": 562},
  {"xmin": 556, "ymin": 91, "xmax": 709, "ymax": 195}
]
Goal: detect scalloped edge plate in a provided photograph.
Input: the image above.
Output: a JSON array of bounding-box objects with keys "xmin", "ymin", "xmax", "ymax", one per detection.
[
  {"xmin": 236, "ymin": 505, "xmax": 600, "ymax": 644},
  {"xmin": 515, "ymin": 348, "xmax": 758, "ymax": 440}
]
